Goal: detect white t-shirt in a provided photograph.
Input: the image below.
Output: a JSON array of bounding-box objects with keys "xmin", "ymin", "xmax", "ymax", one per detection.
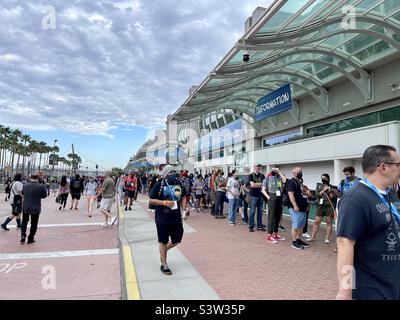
[
  {"xmin": 226, "ymin": 177, "xmax": 240, "ymax": 199},
  {"xmin": 10, "ymin": 181, "xmax": 23, "ymax": 204}
]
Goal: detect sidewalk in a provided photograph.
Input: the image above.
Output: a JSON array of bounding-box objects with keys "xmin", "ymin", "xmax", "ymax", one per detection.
[
  {"xmin": 128, "ymin": 194, "xmax": 337, "ymax": 300},
  {"xmin": 0, "ymin": 192, "xmax": 121, "ymax": 300}
]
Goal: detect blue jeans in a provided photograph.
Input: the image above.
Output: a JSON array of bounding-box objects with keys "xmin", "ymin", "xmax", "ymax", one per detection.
[
  {"xmin": 249, "ymin": 196, "xmax": 263, "ymax": 228},
  {"xmin": 141, "ymin": 184, "xmax": 147, "ymax": 194},
  {"xmin": 228, "ymin": 198, "xmax": 239, "ymax": 223}
]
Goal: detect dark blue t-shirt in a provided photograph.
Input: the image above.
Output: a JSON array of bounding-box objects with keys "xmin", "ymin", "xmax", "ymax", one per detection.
[
  {"xmin": 286, "ymin": 178, "xmax": 308, "ymax": 212},
  {"xmin": 149, "ymin": 179, "xmax": 183, "ymax": 225},
  {"xmin": 337, "ymin": 182, "xmax": 400, "ymax": 300}
]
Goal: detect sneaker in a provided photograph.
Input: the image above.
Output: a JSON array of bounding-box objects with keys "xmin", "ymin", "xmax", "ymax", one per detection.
[
  {"xmin": 249, "ymin": 227, "xmax": 254, "ymax": 232},
  {"xmin": 160, "ymin": 265, "xmax": 172, "ymax": 275},
  {"xmin": 303, "ymin": 233, "xmax": 311, "ymax": 238},
  {"xmin": 291, "ymin": 241, "xmax": 304, "ymax": 250},
  {"xmin": 334, "ymin": 246, "xmax": 338, "ymax": 253},
  {"xmin": 324, "ymin": 239, "xmax": 330, "ymax": 244},
  {"xmin": 305, "ymin": 238, "xmax": 316, "ymax": 242},
  {"xmin": 20, "ymin": 235, "xmax": 26, "ymax": 243},
  {"xmin": 297, "ymin": 239, "xmax": 310, "ymax": 247},
  {"xmin": 1, "ymin": 224, "xmax": 9, "ymax": 231},
  {"xmin": 125, "ymin": 207, "xmax": 128, "ymax": 211},
  {"xmin": 273, "ymin": 234, "xmax": 285, "ymax": 241},
  {"xmin": 27, "ymin": 239, "xmax": 35, "ymax": 244},
  {"xmin": 267, "ymin": 235, "xmax": 278, "ymax": 244},
  {"xmin": 278, "ymin": 225, "xmax": 286, "ymax": 232},
  {"xmin": 102, "ymin": 223, "xmax": 109, "ymax": 228},
  {"xmin": 129, "ymin": 207, "xmax": 132, "ymax": 211},
  {"xmin": 16, "ymin": 225, "xmax": 21, "ymax": 229},
  {"xmin": 257, "ymin": 226, "xmax": 266, "ymax": 231},
  {"xmin": 109, "ymin": 217, "xmax": 118, "ymax": 226},
  {"xmin": 229, "ymin": 221, "xmax": 235, "ymax": 226}
]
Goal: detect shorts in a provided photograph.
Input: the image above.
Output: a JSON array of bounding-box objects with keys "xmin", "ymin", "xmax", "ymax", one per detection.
[
  {"xmin": 100, "ymin": 198, "xmax": 114, "ymax": 211},
  {"xmin": 316, "ymin": 205, "xmax": 334, "ymax": 218},
  {"xmin": 289, "ymin": 208, "xmax": 307, "ymax": 229},
  {"xmin": 11, "ymin": 203, "xmax": 22, "ymax": 215},
  {"xmin": 125, "ymin": 190, "xmax": 135, "ymax": 198},
  {"xmin": 71, "ymin": 193, "xmax": 81, "ymax": 200},
  {"xmin": 156, "ymin": 223, "xmax": 184, "ymax": 245},
  {"xmin": 195, "ymin": 194, "xmax": 204, "ymax": 199}
]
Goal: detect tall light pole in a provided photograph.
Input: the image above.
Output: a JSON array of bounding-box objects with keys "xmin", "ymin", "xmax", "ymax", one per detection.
[{"xmin": 52, "ymin": 139, "xmax": 57, "ymax": 175}]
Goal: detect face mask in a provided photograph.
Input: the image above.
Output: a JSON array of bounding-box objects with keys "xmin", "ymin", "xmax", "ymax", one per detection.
[
  {"xmin": 296, "ymin": 172, "xmax": 303, "ymax": 179},
  {"xmin": 322, "ymin": 179, "xmax": 328, "ymax": 184},
  {"xmin": 346, "ymin": 176, "xmax": 351, "ymax": 181},
  {"xmin": 167, "ymin": 173, "xmax": 176, "ymax": 182},
  {"xmin": 271, "ymin": 171, "xmax": 277, "ymax": 176}
]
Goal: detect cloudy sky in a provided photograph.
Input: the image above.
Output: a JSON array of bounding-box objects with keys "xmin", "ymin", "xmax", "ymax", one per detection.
[{"xmin": 0, "ymin": 0, "xmax": 272, "ymax": 169}]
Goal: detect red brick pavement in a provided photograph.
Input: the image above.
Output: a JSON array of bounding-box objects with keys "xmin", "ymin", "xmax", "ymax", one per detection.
[
  {"xmin": 138, "ymin": 195, "xmax": 337, "ymax": 300},
  {"xmin": 0, "ymin": 192, "xmax": 121, "ymax": 300}
]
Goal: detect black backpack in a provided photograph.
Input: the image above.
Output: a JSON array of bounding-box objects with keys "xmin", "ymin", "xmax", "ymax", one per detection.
[{"xmin": 281, "ymin": 179, "xmax": 291, "ymax": 207}]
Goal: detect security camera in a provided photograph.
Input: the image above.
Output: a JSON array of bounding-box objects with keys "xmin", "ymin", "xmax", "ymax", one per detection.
[{"xmin": 243, "ymin": 51, "xmax": 250, "ymax": 62}]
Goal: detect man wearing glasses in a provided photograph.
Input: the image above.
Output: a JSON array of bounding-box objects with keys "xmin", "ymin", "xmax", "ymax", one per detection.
[{"xmin": 336, "ymin": 145, "xmax": 400, "ymax": 300}]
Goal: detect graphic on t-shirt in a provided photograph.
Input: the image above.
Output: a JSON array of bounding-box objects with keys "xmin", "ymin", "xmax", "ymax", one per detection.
[
  {"xmin": 163, "ymin": 185, "xmax": 182, "ymax": 201},
  {"xmin": 386, "ymin": 232, "xmax": 397, "ymax": 252}
]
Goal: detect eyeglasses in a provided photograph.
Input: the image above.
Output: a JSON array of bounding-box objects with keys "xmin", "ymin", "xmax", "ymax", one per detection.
[{"xmin": 383, "ymin": 162, "xmax": 400, "ymax": 167}]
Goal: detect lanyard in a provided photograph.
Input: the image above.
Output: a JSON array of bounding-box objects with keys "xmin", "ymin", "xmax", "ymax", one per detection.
[
  {"xmin": 164, "ymin": 180, "xmax": 177, "ymax": 201},
  {"xmin": 362, "ymin": 177, "xmax": 400, "ymax": 225}
]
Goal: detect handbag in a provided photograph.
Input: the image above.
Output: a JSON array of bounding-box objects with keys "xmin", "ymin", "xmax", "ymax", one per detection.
[{"xmin": 55, "ymin": 194, "xmax": 62, "ymax": 204}]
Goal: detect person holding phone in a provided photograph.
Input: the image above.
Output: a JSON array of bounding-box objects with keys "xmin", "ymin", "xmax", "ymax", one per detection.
[
  {"xmin": 149, "ymin": 165, "xmax": 185, "ymax": 276},
  {"xmin": 307, "ymin": 174, "xmax": 340, "ymax": 244}
]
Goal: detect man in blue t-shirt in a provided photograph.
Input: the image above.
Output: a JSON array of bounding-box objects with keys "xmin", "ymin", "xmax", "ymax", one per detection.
[
  {"xmin": 337, "ymin": 145, "xmax": 400, "ymax": 300},
  {"xmin": 149, "ymin": 165, "xmax": 185, "ymax": 276},
  {"xmin": 338, "ymin": 166, "xmax": 360, "ymax": 197}
]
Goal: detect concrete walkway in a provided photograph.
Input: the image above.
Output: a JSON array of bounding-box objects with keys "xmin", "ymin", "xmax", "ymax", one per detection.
[{"xmin": 119, "ymin": 198, "xmax": 220, "ymax": 300}]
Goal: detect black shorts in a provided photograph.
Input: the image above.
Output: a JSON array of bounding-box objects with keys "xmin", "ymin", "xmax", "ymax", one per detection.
[
  {"xmin": 11, "ymin": 203, "xmax": 22, "ymax": 215},
  {"xmin": 195, "ymin": 194, "xmax": 204, "ymax": 199},
  {"xmin": 125, "ymin": 190, "xmax": 135, "ymax": 198},
  {"xmin": 156, "ymin": 223, "xmax": 184, "ymax": 245},
  {"xmin": 71, "ymin": 194, "xmax": 81, "ymax": 200}
]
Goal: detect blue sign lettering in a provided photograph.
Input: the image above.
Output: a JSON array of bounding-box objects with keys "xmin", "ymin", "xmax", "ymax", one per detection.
[{"xmin": 255, "ymin": 83, "xmax": 292, "ymax": 121}]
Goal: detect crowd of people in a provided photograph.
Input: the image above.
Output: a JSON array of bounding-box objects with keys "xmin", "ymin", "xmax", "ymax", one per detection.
[{"xmin": 148, "ymin": 145, "xmax": 400, "ymax": 300}]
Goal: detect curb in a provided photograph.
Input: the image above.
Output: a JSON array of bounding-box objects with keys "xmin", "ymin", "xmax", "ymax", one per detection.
[{"xmin": 117, "ymin": 200, "xmax": 141, "ymax": 300}]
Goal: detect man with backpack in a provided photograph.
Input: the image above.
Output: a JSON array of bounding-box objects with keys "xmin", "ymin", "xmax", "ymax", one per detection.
[
  {"xmin": 180, "ymin": 170, "xmax": 191, "ymax": 218},
  {"xmin": 69, "ymin": 174, "xmax": 84, "ymax": 210},
  {"xmin": 287, "ymin": 167, "xmax": 313, "ymax": 250}
]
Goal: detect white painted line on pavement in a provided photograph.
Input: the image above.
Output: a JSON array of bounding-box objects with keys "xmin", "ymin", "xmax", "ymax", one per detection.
[
  {"xmin": 6, "ymin": 222, "xmax": 106, "ymax": 229},
  {"xmin": 0, "ymin": 248, "xmax": 119, "ymax": 260}
]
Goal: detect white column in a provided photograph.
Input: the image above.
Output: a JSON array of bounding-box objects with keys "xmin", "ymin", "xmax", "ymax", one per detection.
[{"xmin": 334, "ymin": 159, "xmax": 354, "ymax": 186}]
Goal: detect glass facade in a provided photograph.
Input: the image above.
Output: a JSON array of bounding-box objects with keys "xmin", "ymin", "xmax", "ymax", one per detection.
[
  {"xmin": 193, "ymin": 119, "xmax": 245, "ymax": 160},
  {"xmin": 307, "ymin": 106, "xmax": 400, "ymax": 136},
  {"xmin": 262, "ymin": 130, "xmax": 301, "ymax": 148}
]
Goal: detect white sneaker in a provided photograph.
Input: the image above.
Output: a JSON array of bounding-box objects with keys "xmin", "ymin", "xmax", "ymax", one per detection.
[
  {"xmin": 303, "ymin": 233, "xmax": 311, "ymax": 238},
  {"xmin": 324, "ymin": 239, "xmax": 330, "ymax": 244},
  {"xmin": 102, "ymin": 222, "xmax": 109, "ymax": 228}
]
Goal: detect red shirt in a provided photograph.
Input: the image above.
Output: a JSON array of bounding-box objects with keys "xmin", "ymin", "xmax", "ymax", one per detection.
[{"xmin": 125, "ymin": 176, "xmax": 137, "ymax": 191}]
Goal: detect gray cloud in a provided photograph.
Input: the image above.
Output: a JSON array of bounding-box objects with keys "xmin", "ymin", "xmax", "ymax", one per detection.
[{"xmin": 0, "ymin": 0, "xmax": 271, "ymax": 136}]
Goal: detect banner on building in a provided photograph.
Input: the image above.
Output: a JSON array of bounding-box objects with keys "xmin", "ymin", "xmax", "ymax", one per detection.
[{"xmin": 255, "ymin": 83, "xmax": 292, "ymax": 122}]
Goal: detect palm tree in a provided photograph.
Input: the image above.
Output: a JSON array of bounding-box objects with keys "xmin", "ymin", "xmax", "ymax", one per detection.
[
  {"xmin": 9, "ymin": 129, "xmax": 22, "ymax": 174},
  {"xmin": 67, "ymin": 153, "xmax": 82, "ymax": 175},
  {"xmin": 21, "ymin": 134, "xmax": 31, "ymax": 176}
]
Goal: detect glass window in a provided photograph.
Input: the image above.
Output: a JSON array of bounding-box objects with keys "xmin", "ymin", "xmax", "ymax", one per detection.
[
  {"xmin": 263, "ymin": 131, "xmax": 300, "ymax": 148},
  {"xmin": 380, "ymin": 106, "xmax": 400, "ymax": 123}
]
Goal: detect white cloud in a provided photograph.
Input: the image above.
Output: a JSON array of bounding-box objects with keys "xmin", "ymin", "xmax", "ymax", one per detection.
[{"xmin": 0, "ymin": 0, "xmax": 272, "ymax": 136}]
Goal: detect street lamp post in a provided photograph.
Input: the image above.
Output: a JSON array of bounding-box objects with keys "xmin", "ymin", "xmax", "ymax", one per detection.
[{"xmin": 52, "ymin": 139, "xmax": 57, "ymax": 176}]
